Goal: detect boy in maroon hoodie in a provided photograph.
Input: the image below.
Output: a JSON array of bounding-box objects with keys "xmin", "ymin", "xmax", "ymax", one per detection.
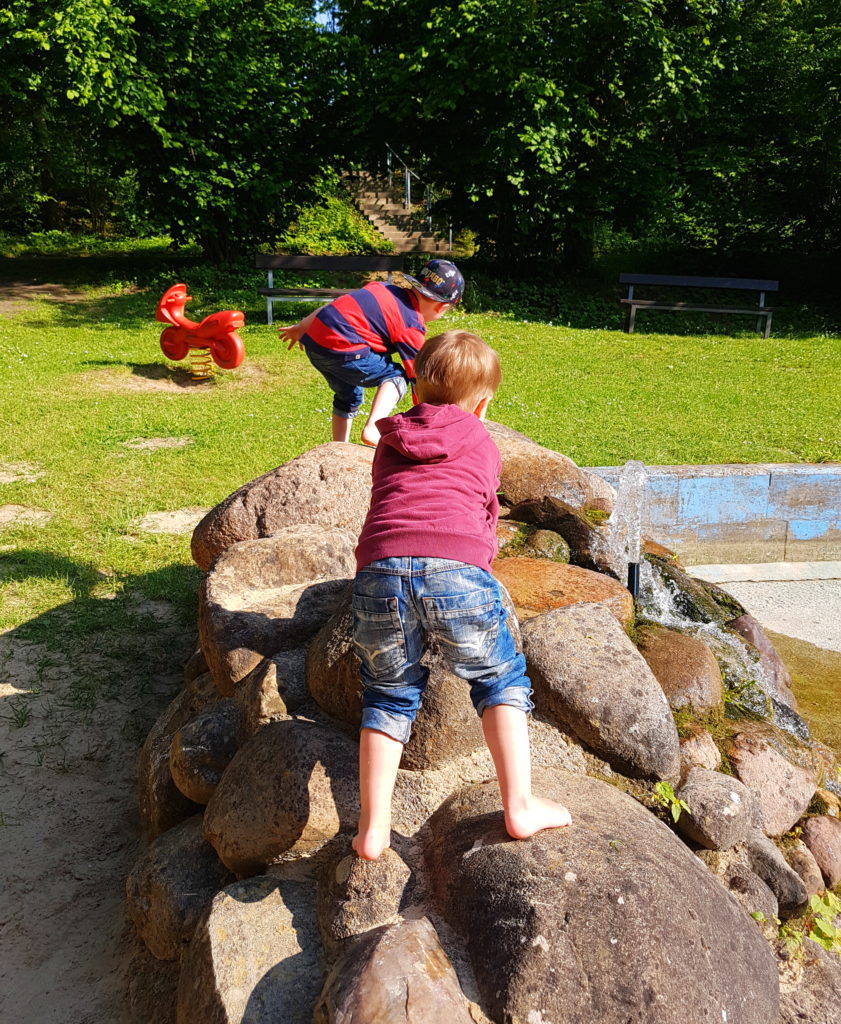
[{"xmin": 352, "ymin": 330, "xmax": 572, "ymax": 860}]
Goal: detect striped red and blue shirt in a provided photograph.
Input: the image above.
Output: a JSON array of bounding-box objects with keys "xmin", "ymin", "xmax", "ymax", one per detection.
[{"xmin": 302, "ymin": 282, "xmax": 426, "ymax": 381}]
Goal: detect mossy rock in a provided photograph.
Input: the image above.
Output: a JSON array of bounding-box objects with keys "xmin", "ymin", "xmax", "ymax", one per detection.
[{"xmin": 646, "ymin": 554, "xmax": 746, "ymax": 627}]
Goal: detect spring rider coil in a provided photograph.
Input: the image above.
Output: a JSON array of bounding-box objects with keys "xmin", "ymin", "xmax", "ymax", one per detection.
[{"xmin": 155, "ymin": 284, "xmax": 246, "ymax": 380}]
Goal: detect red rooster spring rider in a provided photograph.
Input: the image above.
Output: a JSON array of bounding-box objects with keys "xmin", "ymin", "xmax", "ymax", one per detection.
[{"xmin": 155, "ymin": 284, "xmax": 246, "ymax": 380}]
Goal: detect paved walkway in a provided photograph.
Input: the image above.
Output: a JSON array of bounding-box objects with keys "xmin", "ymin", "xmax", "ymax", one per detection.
[{"xmin": 688, "ymin": 561, "xmax": 841, "ymax": 654}]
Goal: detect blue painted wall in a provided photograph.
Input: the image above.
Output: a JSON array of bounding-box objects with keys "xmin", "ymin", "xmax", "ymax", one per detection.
[{"xmin": 587, "ymin": 464, "xmax": 841, "ymax": 563}]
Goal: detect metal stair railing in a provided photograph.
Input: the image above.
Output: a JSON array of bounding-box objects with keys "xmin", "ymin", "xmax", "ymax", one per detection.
[{"xmin": 385, "ymin": 144, "xmax": 452, "ymax": 251}]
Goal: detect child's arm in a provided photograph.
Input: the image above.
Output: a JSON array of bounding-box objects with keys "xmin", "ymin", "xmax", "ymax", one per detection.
[
  {"xmin": 390, "ymin": 327, "xmax": 426, "ymax": 399},
  {"xmin": 278, "ymin": 307, "xmax": 324, "ymax": 350}
]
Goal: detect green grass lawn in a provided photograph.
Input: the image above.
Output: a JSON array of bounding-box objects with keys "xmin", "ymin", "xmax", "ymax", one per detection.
[{"xmin": 0, "ymin": 263, "xmax": 839, "ymax": 676}]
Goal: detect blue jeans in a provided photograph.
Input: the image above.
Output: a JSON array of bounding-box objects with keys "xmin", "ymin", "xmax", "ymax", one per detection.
[
  {"xmin": 352, "ymin": 557, "xmax": 534, "ymax": 744},
  {"xmin": 302, "ymin": 341, "xmax": 408, "ymax": 418}
]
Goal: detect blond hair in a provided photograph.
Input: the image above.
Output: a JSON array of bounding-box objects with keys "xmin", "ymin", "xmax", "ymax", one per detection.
[{"xmin": 414, "ymin": 331, "xmax": 501, "ymax": 410}]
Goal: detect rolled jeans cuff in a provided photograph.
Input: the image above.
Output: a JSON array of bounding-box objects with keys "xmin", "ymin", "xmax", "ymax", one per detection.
[
  {"xmin": 476, "ymin": 685, "xmax": 534, "ymax": 718},
  {"xmin": 360, "ymin": 707, "xmax": 412, "ymax": 744}
]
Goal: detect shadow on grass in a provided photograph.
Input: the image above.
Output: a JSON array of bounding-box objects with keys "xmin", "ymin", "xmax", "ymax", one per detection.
[
  {"xmin": 81, "ymin": 359, "xmax": 210, "ymax": 388},
  {"xmin": 1, "ymin": 548, "xmax": 201, "ymax": 718}
]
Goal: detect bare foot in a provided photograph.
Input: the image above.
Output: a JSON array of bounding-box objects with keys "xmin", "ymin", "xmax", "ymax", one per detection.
[
  {"xmin": 352, "ymin": 824, "xmax": 391, "ymax": 860},
  {"xmin": 504, "ymin": 796, "xmax": 572, "ymax": 840},
  {"xmin": 360, "ymin": 423, "xmax": 380, "ymax": 448}
]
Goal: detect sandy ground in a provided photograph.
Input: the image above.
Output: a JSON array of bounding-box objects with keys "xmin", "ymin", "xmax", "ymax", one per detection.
[{"xmin": 0, "ymin": 629, "xmax": 190, "ymax": 1023}]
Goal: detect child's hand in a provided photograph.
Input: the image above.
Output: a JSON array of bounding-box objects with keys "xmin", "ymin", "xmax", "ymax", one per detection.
[{"xmin": 278, "ymin": 323, "xmax": 303, "ymax": 350}]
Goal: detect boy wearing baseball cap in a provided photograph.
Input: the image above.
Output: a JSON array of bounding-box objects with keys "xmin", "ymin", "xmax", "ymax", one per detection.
[{"xmin": 279, "ymin": 259, "xmax": 465, "ymax": 447}]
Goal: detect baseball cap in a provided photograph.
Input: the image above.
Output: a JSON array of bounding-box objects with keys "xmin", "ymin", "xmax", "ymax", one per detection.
[{"xmin": 402, "ymin": 259, "xmax": 464, "ymax": 305}]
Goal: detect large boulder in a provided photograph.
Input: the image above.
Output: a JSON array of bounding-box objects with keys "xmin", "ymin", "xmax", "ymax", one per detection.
[
  {"xmin": 176, "ymin": 875, "xmax": 323, "ymax": 1024},
  {"xmin": 779, "ymin": 939, "xmax": 841, "ymax": 1024},
  {"xmin": 191, "ymin": 442, "xmax": 374, "ymax": 570},
  {"xmin": 492, "ymin": 556, "xmax": 634, "ymax": 628},
  {"xmin": 313, "ymin": 917, "xmax": 477, "ymax": 1024},
  {"xmin": 636, "ymin": 625, "xmax": 724, "ymax": 711},
  {"xmin": 727, "ymin": 613, "xmax": 797, "ymax": 709},
  {"xmin": 316, "ymin": 838, "xmax": 414, "ymax": 957},
  {"xmin": 727, "ymin": 727, "xmax": 818, "ymax": 837},
  {"xmin": 521, "ymin": 604, "xmax": 680, "ymax": 780},
  {"xmin": 675, "ymin": 768, "xmax": 755, "ymax": 851},
  {"xmin": 198, "ymin": 526, "xmax": 356, "ymax": 694},
  {"xmin": 202, "ymin": 719, "xmax": 359, "ymax": 874},
  {"xmin": 425, "ymin": 769, "xmax": 780, "ymax": 1024},
  {"xmin": 486, "ymin": 421, "xmax": 615, "ymax": 512},
  {"xmin": 137, "ymin": 673, "xmax": 217, "ymax": 839},
  {"xmin": 169, "ymin": 699, "xmax": 245, "ymax": 805},
  {"xmin": 125, "ymin": 816, "xmax": 233, "ymax": 961},
  {"xmin": 801, "ymin": 814, "xmax": 841, "ymax": 887}
]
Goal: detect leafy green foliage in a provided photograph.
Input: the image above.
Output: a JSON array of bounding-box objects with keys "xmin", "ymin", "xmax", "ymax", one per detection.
[
  {"xmin": 337, "ymin": 0, "xmax": 728, "ymax": 262},
  {"xmin": 758, "ymin": 890, "xmax": 841, "ymax": 958},
  {"xmin": 277, "ymin": 192, "xmax": 394, "ymax": 254},
  {"xmin": 652, "ymin": 781, "xmax": 691, "ymax": 823}
]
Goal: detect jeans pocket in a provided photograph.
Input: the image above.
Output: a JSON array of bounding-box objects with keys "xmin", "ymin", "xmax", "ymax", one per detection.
[
  {"xmin": 352, "ymin": 594, "xmax": 407, "ymax": 678},
  {"xmin": 423, "ymin": 588, "xmax": 500, "ymax": 665}
]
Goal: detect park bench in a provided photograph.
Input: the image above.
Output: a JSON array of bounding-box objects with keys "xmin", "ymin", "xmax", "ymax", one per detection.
[
  {"xmin": 256, "ymin": 254, "xmax": 406, "ymax": 325},
  {"xmin": 618, "ymin": 273, "xmax": 779, "ymax": 337}
]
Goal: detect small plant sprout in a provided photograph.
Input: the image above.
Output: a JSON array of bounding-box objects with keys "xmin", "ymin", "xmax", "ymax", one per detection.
[
  {"xmin": 7, "ymin": 699, "xmax": 31, "ymax": 729},
  {"xmin": 802, "ymin": 892, "xmax": 841, "ymax": 955},
  {"xmin": 653, "ymin": 781, "xmax": 691, "ymax": 823}
]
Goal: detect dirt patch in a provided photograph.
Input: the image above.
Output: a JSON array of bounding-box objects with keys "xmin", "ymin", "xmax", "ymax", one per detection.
[
  {"xmin": 0, "ymin": 626, "xmax": 192, "ymax": 1023},
  {"xmin": 0, "ymin": 281, "xmax": 91, "ymax": 317},
  {"xmin": 0, "ymin": 505, "xmax": 53, "ymax": 527},
  {"xmin": 131, "ymin": 508, "xmax": 209, "ymax": 535},
  {"xmin": 82, "ymin": 363, "xmax": 268, "ymax": 395},
  {"xmin": 122, "ymin": 437, "xmax": 194, "ymax": 452},
  {"xmin": 0, "ymin": 462, "xmax": 45, "ymax": 484}
]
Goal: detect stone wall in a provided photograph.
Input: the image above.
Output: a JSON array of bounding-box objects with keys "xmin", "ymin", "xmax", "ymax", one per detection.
[{"xmin": 588, "ymin": 463, "xmax": 841, "ymax": 564}]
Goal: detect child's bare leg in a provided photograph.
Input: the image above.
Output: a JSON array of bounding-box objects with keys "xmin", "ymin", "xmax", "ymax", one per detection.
[
  {"xmin": 481, "ymin": 704, "xmax": 572, "ymax": 839},
  {"xmin": 360, "ymin": 380, "xmax": 402, "ymax": 447},
  {"xmin": 353, "ymin": 727, "xmax": 404, "ymax": 860},
  {"xmin": 331, "ymin": 413, "xmax": 353, "ymax": 443}
]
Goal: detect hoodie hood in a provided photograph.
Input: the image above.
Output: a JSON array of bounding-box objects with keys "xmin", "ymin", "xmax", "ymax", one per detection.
[{"xmin": 377, "ymin": 403, "xmax": 482, "ymax": 463}]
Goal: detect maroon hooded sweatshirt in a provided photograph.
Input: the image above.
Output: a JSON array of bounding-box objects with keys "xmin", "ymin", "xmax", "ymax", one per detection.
[{"xmin": 355, "ymin": 403, "xmax": 501, "ymax": 573}]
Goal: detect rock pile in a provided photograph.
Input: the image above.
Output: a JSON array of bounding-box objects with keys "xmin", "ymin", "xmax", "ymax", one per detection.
[{"xmin": 128, "ymin": 429, "xmax": 841, "ymax": 1023}]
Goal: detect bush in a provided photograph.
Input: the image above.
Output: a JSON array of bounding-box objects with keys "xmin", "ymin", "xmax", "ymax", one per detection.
[{"xmin": 275, "ymin": 196, "xmax": 393, "ymax": 255}]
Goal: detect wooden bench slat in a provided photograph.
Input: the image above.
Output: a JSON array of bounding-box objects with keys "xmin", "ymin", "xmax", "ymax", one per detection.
[
  {"xmin": 257, "ymin": 252, "xmax": 407, "ymax": 324},
  {"xmin": 256, "ymin": 255, "xmax": 405, "ymax": 271},
  {"xmin": 258, "ymin": 287, "xmax": 353, "ymax": 298},
  {"xmin": 620, "ymin": 300, "xmax": 772, "ymax": 314},
  {"xmin": 619, "ymin": 273, "xmax": 778, "ymax": 291}
]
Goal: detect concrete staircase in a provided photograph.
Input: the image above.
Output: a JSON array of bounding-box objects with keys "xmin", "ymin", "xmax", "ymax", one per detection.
[{"xmin": 344, "ymin": 171, "xmax": 450, "ymax": 255}]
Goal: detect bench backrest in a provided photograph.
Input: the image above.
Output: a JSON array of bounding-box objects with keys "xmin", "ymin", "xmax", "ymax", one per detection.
[
  {"xmin": 256, "ymin": 254, "xmax": 405, "ymax": 272},
  {"xmin": 619, "ymin": 273, "xmax": 779, "ymax": 291}
]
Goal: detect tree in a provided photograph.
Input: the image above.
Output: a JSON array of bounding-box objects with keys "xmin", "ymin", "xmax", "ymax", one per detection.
[
  {"xmin": 335, "ymin": 0, "xmax": 728, "ymax": 265},
  {"xmin": 0, "ymin": 0, "xmax": 341, "ymax": 259},
  {"xmin": 0, "ymin": 0, "xmax": 163, "ymax": 231},
  {"xmin": 658, "ymin": 0, "xmax": 841, "ymax": 255},
  {"xmin": 122, "ymin": 0, "xmax": 343, "ymax": 260}
]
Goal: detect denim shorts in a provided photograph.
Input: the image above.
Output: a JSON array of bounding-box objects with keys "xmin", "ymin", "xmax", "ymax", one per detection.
[
  {"xmin": 352, "ymin": 557, "xmax": 534, "ymax": 744},
  {"xmin": 302, "ymin": 340, "xmax": 408, "ymax": 418}
]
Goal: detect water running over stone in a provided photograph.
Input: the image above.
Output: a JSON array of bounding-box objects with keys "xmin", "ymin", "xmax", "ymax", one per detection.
[
  {"xmin": 605, "ymin": 459, "xmax": 649, "ymax": 589},
  {"xmin": 638, "ymin": 560, "xmax": 811, "ymax": 741}
]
